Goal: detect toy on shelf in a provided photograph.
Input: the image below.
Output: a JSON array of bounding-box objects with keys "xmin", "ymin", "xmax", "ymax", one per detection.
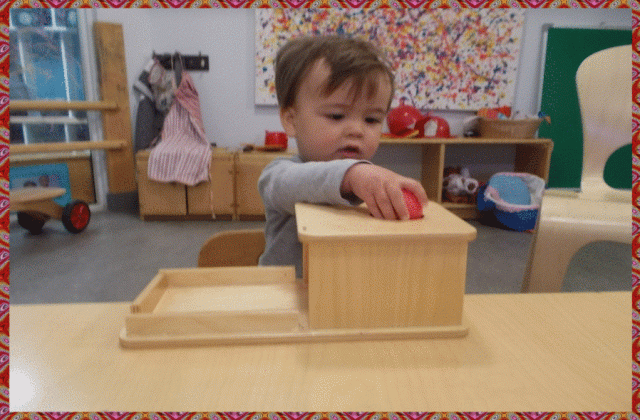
[
  {"xmin": 422, "ymin": 115, "xmax": 450, "ymax": 138},
  {"xmin": 478, "ymin": 106, "xmax": 512, "ymax": 119},
  {"xmin": 463, "ymin": 107, "xmax": 550, "ymax": 139},
  {"xmin": 242, "ymin": 131, "xmax": 288, "ymax": 152},
  {"xmin": 477, "ymin": 172, "xmax": 545, "ymax": 232},
  {"xmin": 442, "ymin": 167, "xmax": 479, "ymax": 204},
  {"xmin": 386, "ymin": 102, "xmax": 450, "ymax": 138},
  {"xmin": 263, "ymin": 131, "xmax": 288, "ymax": 151},
  {"xmin": 387, "ymin": 104, "xmax": 426, "ymax": 137}
]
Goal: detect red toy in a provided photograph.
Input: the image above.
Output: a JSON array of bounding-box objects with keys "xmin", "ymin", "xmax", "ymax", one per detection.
[
  {"xmin": 423, "ymin": 115, "xmax": 451, "ymax": 138},
  {"xmin": 402, "ymin": 189, "xmax": 424, "ymax": 219},
  {"xmin": 387, "ymin": 105, "xmax": 427, "ymax": 137},
  {"xmin": 264, "ymin": 131, "xmax": 288, "ymax": 150}
]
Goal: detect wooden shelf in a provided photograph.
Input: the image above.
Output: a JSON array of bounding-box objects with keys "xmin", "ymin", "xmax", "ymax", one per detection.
[
  {"xmin": 381, "ymin": 136, "xmax": 553, "ymax": 145},
  {"xmin": 381, "ymin": 136, "xmax": 554, "ymax": 219},
  {"xmin": 10, "ymin": 140, "xmax": 126, "ymax": 155},
  {"xmin": 441, "ymin": 202, "xmax": 478, "ymax": 219},
  {"xmin": 11, "ymin": 100, "xmax": 118, "ymax": 112}
]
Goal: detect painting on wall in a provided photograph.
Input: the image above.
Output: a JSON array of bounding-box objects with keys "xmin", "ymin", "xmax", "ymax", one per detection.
[{"xmin": 255, "ymin": 9, "xmax": 524, "ymax": 111}]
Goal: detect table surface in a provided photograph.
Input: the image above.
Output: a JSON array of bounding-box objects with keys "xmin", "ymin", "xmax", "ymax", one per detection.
[{"xmin": 11, "ymin": 291, "xmax": 630, "ymax": 412}]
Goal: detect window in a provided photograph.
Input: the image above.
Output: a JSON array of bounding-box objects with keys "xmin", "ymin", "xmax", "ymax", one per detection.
[
  {"xmin": 9, "ymin": 9, "xmax": 93, "ymax": 144},
  {"xmin": 9, "ymin": 9, "xmax": 108, "ymax": 208},
  {"xmin": 9, "ymin": 9, "xmax": 108, "ymax": 210}
]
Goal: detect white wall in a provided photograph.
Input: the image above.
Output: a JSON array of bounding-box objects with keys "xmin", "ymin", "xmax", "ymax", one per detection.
[
  {"xmin": 94, "ymin": 9, "xmax": 630, "ymax": 180},
  {"xmin": 95, "ymin": 9, "xmax": 282, "ymax": 151}
]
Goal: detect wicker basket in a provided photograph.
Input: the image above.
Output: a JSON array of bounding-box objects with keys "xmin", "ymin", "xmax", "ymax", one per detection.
[{"xmin": 478, "ymin": 118, "xmax": 543, "ymax": 139}]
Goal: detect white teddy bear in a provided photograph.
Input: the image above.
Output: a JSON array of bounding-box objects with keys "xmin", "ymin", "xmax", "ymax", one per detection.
[{"xmin": 442, "ymin": 168, "xmax": 479, "ymax": 196}]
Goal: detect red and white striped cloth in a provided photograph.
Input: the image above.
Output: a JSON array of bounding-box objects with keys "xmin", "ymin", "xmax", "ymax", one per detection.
[{"xmin": 147, "ymin": 71, "xmax": 211, "ymax": 186}]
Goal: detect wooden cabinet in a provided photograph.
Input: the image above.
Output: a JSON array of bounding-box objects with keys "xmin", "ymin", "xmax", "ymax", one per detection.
[
  {"xmin": 136, "ymin": 149, "xmax": 290, "ymax": 220},
  {"xmin": 381, "ymin": 136, "xmax": 554, "ymax": 219},
  {"xmin": 189, "ymin": 150, "xmax": 235, "ymax": 217},
  {"xmin": 136, "ymin": 150, "xmax": 187, "ymax": 217},
  {"xmin": 234, "ymin": 151, "xmax": 293, "ymax": 218},
  {"xmin": 136, "ymin": 149, "xmax": 234, "ymax": 220}
]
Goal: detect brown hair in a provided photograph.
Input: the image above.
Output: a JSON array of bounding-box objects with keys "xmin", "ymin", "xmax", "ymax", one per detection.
[{"xmin": 275, "ymin": 35, "xmax": 395, "ymax": 110}]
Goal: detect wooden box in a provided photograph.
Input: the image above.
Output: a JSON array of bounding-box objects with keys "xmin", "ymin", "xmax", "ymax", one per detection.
[
  {"xmin": 297, "ymin": 201, "xmax": 477, "ymax": 330},
  {"xmin": 121, "ymin": 202, "xmax": 476, "ymax": 348}
]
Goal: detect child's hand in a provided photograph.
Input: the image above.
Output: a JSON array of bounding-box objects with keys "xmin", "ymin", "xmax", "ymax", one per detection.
[{"xmin": 341, "ymin": 163, "xmax": 428, "ymax": 220}]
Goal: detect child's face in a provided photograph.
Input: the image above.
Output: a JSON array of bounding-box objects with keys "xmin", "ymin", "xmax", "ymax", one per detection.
[{"xmin": 280, "ymin": 59, "xmax": 391, "ymax": 162}]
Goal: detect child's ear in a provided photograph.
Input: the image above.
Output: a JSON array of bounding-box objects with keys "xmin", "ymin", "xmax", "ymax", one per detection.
[{"xmin": 279, "ymin": 107, "xmax": 297, "ymax": 137}]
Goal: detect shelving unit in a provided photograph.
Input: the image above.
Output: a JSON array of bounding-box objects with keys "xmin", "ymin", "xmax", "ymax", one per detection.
[
  {"xmin": 381, "ymin": 136, "xmax": 554, "ymax": 219},
  {"xmin": 136, "ymin": 138, "xmax": 552, "ymax": 221}
]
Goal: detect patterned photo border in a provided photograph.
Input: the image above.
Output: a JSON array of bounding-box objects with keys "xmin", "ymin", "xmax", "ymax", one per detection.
[{"xmin": 0, "ymin": 1, "xmax": 636, "ymax": 418}]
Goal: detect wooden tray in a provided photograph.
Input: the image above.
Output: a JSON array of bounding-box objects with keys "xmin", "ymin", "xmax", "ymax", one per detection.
[{"xmin": 120, "ymin": 266, "xmax": 468, "ymax": 348}]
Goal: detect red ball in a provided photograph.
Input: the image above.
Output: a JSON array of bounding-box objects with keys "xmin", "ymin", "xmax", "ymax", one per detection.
[{"xmin": 402, "ymin": 189, "xmax": 424, "ymax": 219}]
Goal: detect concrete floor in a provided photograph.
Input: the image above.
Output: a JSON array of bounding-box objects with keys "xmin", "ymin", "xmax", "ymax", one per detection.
[{"xmin": 9, "ymin": 210, "xmax": 632, "ymax": 304}]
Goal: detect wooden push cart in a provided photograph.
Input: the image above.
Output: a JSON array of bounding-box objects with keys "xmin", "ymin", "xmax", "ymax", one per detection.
[{"xmin": 11, "ymin": 187, "xmax": 91, "ymax": 234}]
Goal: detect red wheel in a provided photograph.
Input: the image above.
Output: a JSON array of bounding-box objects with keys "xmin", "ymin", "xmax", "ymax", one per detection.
[{"xmin": 62, "ymin": 200, "xmax": 90, "ymax": 233}]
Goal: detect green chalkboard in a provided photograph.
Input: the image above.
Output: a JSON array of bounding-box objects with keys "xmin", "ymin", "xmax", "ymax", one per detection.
[{"xmin": 539, "ymin": 27, "xmax": 631, "ymax": 189}]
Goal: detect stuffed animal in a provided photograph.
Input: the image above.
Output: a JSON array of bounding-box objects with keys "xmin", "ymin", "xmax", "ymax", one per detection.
[{"xmin": 442, "ymin": 167, "xmax": 479, "ymax": 203}]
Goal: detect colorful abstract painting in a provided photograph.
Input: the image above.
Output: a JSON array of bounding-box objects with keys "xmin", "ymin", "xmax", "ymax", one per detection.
[{"xmin": 255, "ymin": 9, "xmax": 525, "ymax": 110}]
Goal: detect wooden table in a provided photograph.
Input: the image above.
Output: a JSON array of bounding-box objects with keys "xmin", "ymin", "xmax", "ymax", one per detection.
[{"xmin": 11, "ymin": 291, "xmax": 629, "ymax": 412}]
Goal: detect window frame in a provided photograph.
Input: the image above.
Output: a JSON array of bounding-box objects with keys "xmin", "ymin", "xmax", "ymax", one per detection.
[{"xmin": 10, "ymin": 9, "xmax": 109, "ymax": 210}]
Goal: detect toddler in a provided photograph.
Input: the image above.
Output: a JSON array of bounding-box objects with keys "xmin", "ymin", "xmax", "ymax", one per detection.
[{"xmin": 258, "ymin": 35, "xmax": 428, "ymax": 277}]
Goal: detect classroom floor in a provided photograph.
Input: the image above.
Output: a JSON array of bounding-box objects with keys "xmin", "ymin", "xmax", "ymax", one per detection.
[{"xmin": 9, "ymin": 210, "xmax": 632, "ymax": 304}]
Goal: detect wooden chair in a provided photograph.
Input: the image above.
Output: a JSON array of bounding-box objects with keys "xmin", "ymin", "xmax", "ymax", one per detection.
[
  {"xmin": 198, "ymin": 229, "xmax": 265, "ymax": 267},
  {"xmin": 521, "ymin": 45, "xmax": 632, "ymax": 293}
]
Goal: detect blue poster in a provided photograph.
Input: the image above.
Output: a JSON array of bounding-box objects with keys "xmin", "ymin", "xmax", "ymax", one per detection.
[{"xmin": 10, "ymin": 163, "xmax": 72, "ymax": 206}]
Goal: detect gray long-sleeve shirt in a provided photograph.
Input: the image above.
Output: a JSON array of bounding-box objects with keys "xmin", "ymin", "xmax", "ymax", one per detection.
[{"xmin": 258, "ymin": 155, "xmax": 368, "ymax": 278}]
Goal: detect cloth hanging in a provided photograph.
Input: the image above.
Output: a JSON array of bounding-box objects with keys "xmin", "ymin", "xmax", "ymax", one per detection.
[
  {"xmin": 147, "ymin": 58, "xmax": 177, "ymax": 114},
  {"xmin": 133, "ymin": 59, "xmax": 166, "ymax": 152},
  {"xmin": 147, "ymin": 65, "xmax": 211, "ymax": 186}
]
